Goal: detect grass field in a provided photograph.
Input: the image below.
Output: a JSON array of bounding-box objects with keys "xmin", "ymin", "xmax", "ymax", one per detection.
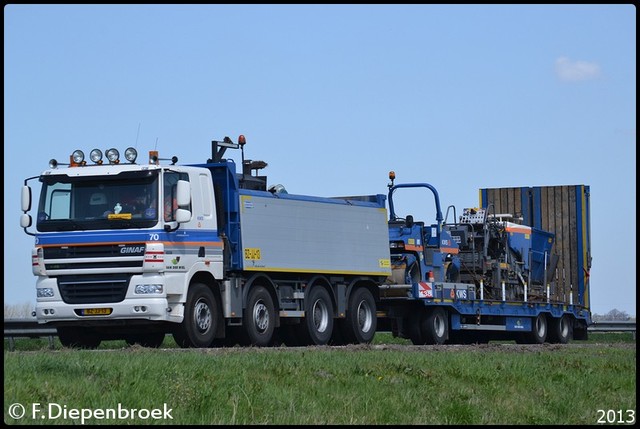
[{"xmin": 4, "ymin": 332, "xmax": 636, "ymax": 425}]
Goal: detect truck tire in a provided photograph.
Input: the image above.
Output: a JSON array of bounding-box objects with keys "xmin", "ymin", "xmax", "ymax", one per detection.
[
  {"xmin": 302, "ymin": 287, "xmax": 334, "ymax": 345},
  {"xmin": 548, "ymin": 315, "xmax": 573, "ymax": 344},
  {"xmin": 125, "ymin": 332, "xmax": 166, "ymax": 348},
  {"xmin": 57, "ymin": 327, "xmax": 101, "ymax": 349},
  {"xmin": 243, "ymin": 285, "xmax": 276, "ymax": 347},
  {"xmin": 172, "ymin": 282, "xmax": 219, "ymax": 348},
  {"xmin": 342, "ymin": 287, "xmax": 377, "ymax": 344},
  {"xmin": 421, "ymin": 307, "xmax": 448, "ymax": 345}
]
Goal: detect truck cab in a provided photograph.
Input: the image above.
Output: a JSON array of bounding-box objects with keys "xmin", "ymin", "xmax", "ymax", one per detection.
[{"xmin": 20, "ymin": 147, "xmax": 220, "ymax": 348}]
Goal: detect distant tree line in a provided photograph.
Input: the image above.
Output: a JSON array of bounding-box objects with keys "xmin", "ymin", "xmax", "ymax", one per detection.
[{"xmin": 591, "ymin": 309, "xmax": 634, "ymax": 321}]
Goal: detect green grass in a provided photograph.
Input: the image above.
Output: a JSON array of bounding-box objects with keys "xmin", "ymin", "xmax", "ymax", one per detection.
[{"xmin": 4, "ymin": 333, "xmax": 636, "ymax": 425}]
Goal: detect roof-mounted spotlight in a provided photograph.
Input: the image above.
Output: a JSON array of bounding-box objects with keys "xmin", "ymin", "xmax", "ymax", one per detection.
[
  {"xmin": 124, "ymin": 147, "xmax": 137, "ymax": 163},
  {"xmin": 90, "ymin": 149, "xmax": 103, "ymax": 165},
  {"xmin": 71, "ymin": 150, "xmax": 86, "ymax": 167},
  {"xmin": 106, "ymin": 148, "xmax": 120, "ymax": 164}
]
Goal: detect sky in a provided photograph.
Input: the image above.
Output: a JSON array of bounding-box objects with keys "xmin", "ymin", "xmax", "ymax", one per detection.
[{"xmin": 4, "ymin": 4, "xmax": 636, "ymax": 317}]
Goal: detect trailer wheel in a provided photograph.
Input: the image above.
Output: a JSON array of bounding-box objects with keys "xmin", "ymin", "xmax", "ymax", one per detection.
[
  {"xmin": 302, "ymin": 287, "xmax": 334, "ymax": 345},
  {"xmin": 342, "ymin": 287, "xmax": 377, "ymax": 344},
  {"xmin": 548, "ymin": 315, "xmax": 573, "ymax": 344},
  {"xmin": 243, "ymin": 285, "xmax": 276, "ymax": 347},
  {"xmin": 527, "ymin": 313, "xmax": 548, "ymax": 344},
  {"xmin": 57, "ymin": 327, "xmax": 101, "ymax": 349},
  {"xmin": 172, "ymin": 282, "xmax": 219, "ymax": 348},
  {"xmin": 422, "ymin": 307, "xmax": 448, "ymax": 345}
]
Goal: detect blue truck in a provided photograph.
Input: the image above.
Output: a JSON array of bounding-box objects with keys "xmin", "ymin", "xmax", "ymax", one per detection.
[{"xmin": 20, "ymin": 136, "xmax": 591, "ymax": 347}]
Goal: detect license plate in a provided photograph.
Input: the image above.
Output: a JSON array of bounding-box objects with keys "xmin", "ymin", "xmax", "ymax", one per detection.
[{"xmin": 81, "ymin": 308, "xmax": 112, "ymax": 316}]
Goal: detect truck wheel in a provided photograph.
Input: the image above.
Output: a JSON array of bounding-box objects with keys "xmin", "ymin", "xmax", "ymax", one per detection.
[
  {"xmin": 125, "ymin": 332, "xmax": 166, "ymax": 348},
  {"xmin": 526, "ymin": 313, "xmax": 548, "ymax": 344},
  {"xmin": 172, "ymin": 282, "xmax": 219, "ymax": 348},
  {"xmin": 548, "ymin": 315, "xmax": 573, "ymax": 344},
  {"xmin": 57, "ymin": 327, "xmax": 101, "ymax": 349},
  {"xmin": 302, "ymin": 287, "xmax": 334, "ymax": 345},
  {"xmin": 421, "ymin": 307, "xmax": 448, "ymax": 345},
  {"xmin": 342, "ymin": 287, "xmax": 377, "ymax": 344},
  {"xmin": 243, "ymin": 285, "xmax": 276, "ymax": 347}
]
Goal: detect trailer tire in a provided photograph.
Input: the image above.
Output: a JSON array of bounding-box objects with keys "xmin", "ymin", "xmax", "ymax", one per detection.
[
  {"xmin": 342, "ymin": 287, "xmax": 377, "ymax": 344},
  {"xmin": 422, "ymin": 307, "xmax": 448, "ymax": 345},
  {"xmin": 548, "ymin": 315, "xmax": 573, "ymax": 344},
  {"xmin": 172, "ymin": 282, "xmax": 219, "ymax": 348},
  {"xmin": 527, "ymin": 313, "xmax": 548, "ymax": 344},
  {"xmin": 57, "ymin": 327, "xmax": 101, "ymax": 349},
  {"xmin": 302, "ymin": 287, "xmax": 334, "ymax": 345},
  {"xmin": 243, "ymin": 285, "xmax": 276, "ymax": 347}
]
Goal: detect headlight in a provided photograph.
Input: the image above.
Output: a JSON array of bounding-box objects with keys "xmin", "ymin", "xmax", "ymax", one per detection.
[
  {"xmin": 37, "ymin": 288, "xmax": 55, "ymax": 298},
  {"xmin": 135, "ymin": 284, "xmax": 164, "ymax": 294}
]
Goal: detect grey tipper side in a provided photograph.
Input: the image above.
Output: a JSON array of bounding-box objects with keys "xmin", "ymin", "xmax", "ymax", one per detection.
[{"xmin": 239, "ymin": 193, "xmax": 390, "ymax": 276}]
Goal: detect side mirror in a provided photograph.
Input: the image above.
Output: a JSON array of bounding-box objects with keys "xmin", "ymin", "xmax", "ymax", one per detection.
[
  {"xmin": 175, "ymin": 180, "xmax": 191, "ymax": 224},
  {"xmin": 20, "ymin": 213, "xmax": 32, "ymax": 228},
  {"xmin": 175, "ymin": 208, "xmax": 190, "ymax": 223},
  {"xmin": 176, "ymin": 180, "xmax": 190, "ymax": 207},
  {"xmin": 21, "ymin": 185, "xmax": 32, "ymax": 212}
]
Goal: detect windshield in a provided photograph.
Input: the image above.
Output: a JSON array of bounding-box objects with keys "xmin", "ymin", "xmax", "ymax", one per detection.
[{"xmin": 36, "ymin": 170, "xmax": 159, "ymax": 232}]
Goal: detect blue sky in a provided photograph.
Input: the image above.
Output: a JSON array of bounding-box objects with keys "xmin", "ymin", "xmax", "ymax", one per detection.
[{"xmin": 4, "ymin": 4, "xmax": 636, "ymax": 316}]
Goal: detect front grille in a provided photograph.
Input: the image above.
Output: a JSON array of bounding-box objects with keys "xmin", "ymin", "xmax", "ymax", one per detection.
[
  {"xmin": 57, "ymin": 274, "xmax": 131, "ymax": 304},
  {"xmin": 43, "ymin": 244, "xmax": 145, "ymax": 271},
  {"xmin": 45, "ymin": 260, "xmax": 142, "ymax": 270},
  {"xmin": 44, "ymin": 244, "xmax": 146, "ymax": 258}
]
